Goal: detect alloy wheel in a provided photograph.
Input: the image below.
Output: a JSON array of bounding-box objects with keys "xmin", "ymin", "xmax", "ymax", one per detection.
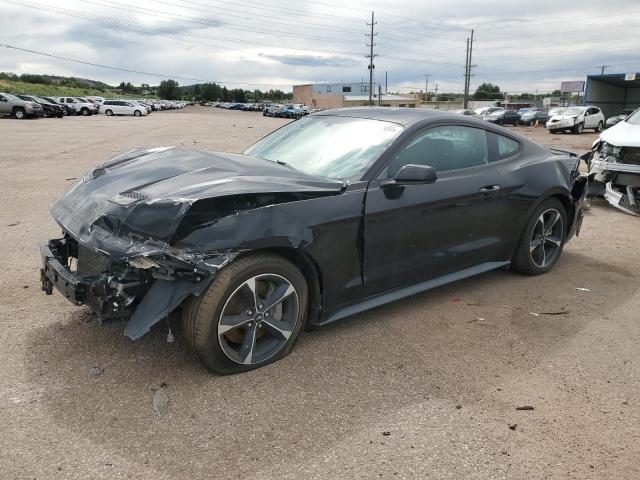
[
  {"xmin": 529, "ymin": 208, "xmax": 564, "ymax": 268},
  {"xmin": 218, "ymin": 273, "xmax": 299, "ymax": 365}
]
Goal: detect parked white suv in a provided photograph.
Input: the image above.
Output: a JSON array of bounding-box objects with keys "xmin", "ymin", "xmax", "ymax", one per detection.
[
  {"xmin": 102, "ymin": 100, "xmax": 148, "ymax": 116},
  {"xmin": 547, "ymin": 106, "xmax": 605, "ymax": 134},
  {"xmin": 57, "ymin": 97, "xmax": 95, "ymax": 116}
]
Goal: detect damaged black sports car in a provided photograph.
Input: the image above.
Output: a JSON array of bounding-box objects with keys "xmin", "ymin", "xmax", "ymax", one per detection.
[{"xmin": 41, "ymin": 108, "xmax": 587, "ymax": 374}]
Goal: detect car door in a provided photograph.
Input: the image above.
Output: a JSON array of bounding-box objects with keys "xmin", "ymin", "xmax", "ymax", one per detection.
[
  {"xmin": 584, "ymin": 108, "xmax": 597, "ymax": 128},
  {"xmin": 363, "ymin": 124, "xmax": 510, "ymax": 297},
  {"xmin": 0, "ymin": 94, "xmax": 10, "ymax": 115}
]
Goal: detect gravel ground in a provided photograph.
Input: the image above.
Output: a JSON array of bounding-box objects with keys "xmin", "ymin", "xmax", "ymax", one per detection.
[{"xmin": 1, "ymin": 107, "xmax": 638, "ymax": 480}]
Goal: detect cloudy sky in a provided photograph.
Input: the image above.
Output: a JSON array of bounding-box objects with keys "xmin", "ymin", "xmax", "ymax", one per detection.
[{"xmin": 1, "ymin": 0, "xmax": 639, "ymax": 93}]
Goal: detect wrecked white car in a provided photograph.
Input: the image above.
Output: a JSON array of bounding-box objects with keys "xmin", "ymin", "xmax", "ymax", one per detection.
[{"xmin": 584, "ymin": 107, "xmax": 640, "ymax": 215}]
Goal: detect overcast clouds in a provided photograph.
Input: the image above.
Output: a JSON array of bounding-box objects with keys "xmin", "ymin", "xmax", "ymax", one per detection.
[{"xmin": 0, "ymin": 0, "xmax": 639, "ymax": 93}]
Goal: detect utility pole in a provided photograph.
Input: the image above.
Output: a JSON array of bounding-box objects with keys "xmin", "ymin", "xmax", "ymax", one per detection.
[
  {"xmin": 595, "ymin": 65, "xmax": 611, "ymax": 75},
  {"xmin": 424, "ymin": 73, "xmax": 431, "ymax": 102},
  {"xmin": 385, "ymin": 71, "xmax": 388, "ymax": 93},
  {"xmin": 378, "ymin": 84, "xmax": 382, "ymax": 105},
  {"xmin": 463, "ymin": 29, "xmax": 475, "ymax": 108},
  {"xmin": 366, "ymin": 11, "xmax": 377, "ymax": 106},
  {"xmin": 463, "ymin": 38, "xmax": 470, "ymax": 108}
]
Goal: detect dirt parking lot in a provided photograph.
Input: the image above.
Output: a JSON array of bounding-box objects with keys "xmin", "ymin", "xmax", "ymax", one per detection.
[{"xmin": 1, "ymin": 107, "xmax": 638, "ymax": 480}]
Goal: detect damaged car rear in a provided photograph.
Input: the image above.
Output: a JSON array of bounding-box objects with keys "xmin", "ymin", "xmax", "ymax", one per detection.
[
  {"xmin": 584, "ymin": 107, "xmax": 640, "ymax": 215},
  {"xmin": 41, "ymin": 108, "xmax": 587, "ymax": 374}
]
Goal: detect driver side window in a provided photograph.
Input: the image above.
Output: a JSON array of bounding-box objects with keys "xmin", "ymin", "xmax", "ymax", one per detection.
[{"xmin": 382, "ymin": 125, "xmax": 488, "ymax": 178}]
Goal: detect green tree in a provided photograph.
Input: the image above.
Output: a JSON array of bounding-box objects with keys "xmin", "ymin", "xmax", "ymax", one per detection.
[
  {"xmin": 472, "ymin": 83, "xmax": 503, "ymax": 100},
  {"xmin": 158, "ymin": 79, "xmax": 180, "ymax": 99}
]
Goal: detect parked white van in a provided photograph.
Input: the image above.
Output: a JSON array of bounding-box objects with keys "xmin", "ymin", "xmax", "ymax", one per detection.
[{"xmin": 102, "ymin": 100, "xmax": 148, "ymax": 116}]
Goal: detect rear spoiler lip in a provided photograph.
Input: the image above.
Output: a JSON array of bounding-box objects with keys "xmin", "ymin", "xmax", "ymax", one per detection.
[{"xmin": 546, "ymin": 146, "xmax": 578, "ymax": 157}]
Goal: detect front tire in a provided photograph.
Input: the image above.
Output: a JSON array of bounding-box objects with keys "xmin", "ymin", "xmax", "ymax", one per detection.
[
  {"xmin": 182, "ymin": 253, "xmax": 308, "ymax": 374},
  {"xmin": 134, "ymin": 110, "xmax": 141, "ymax": 117},
  {"xmin": 573, "ymin": 122, "xmax": 584, "ymax": 134},
  {"xmin": 105, "ymin": 109, "xmax": 113, "ymax": 116},
  {"xmin": 595, "ymin": 121, "xmax": 603, "ymax": 132},
  {"xmin": 13, "ymin": 107, "xmax": 26, "ymax": 119},
  {"xmin": 512, "ymin": 198, "xmax": 567, "ymax": 275},
  {"xmin": 81, "ymin": 107, "xmax": 90, "ymax": 116}
]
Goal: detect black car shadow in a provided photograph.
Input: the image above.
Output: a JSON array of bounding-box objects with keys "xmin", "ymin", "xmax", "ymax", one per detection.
[{"xmin": 23, "ymin": 248, "xmax": 636, "ymax": 477}]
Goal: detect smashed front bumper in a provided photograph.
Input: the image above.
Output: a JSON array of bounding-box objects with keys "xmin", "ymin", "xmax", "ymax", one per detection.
[
  {"xmin": 584, "ymin": 147, "xmax": 640, "ymax": 215},
  {"xmin": 40, "ymin": 235, "xmax": 215, "ymax": 339}
]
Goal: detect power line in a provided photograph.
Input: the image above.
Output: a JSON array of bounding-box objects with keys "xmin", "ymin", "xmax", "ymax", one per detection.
[{"xmin": 0, "ymin": 43, "xmax": 292, "ymax": 86}]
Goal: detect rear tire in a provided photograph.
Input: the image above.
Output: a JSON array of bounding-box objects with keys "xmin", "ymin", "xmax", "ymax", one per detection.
[
  {"xmin": 511, "ymin": 198, "xmax": 567, "ymax": 275},
  {"xmin": 182, "ymin": 253, "xmax": 308, "ymax": 374}
]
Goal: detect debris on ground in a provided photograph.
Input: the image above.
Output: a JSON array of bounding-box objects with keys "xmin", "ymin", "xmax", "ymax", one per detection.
[
  {"xmin": 382, "ymin": 431, "xmax": 391, "ymax": 436},
  {"xmin": 508, "ymin": 423, "xmax": 517, "ymax": 430},
  {"xmin": 153, "ymin": 387, "xmax": 169, "ymax": 416},
  {"xmin": 515, "ymin": 405, "xmax": 535, "ymax": 411},
  {"xmin": 530, "ymin": 310, "xmax": 569, "ymax": 317},
  {"xmin": 88, "ymin": 367, "xmax": 104, "ymax": 377},
  {"xmin": 575, "ymin": 288, "xmax": 592, "ymax": 292},
  {"xmin": 455, "ymin": 404, "xmax": 462, "ymax": 409}
]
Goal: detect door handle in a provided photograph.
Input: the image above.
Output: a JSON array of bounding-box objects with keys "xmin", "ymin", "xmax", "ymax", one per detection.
[{"xmin": 479, "ymin": 185, "xmax": 501, "ymax": 193}]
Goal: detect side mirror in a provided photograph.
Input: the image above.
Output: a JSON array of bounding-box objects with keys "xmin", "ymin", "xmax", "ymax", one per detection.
[{"xmin": 383, "ymin": 164, "xmax": 437, "ymax": 186}]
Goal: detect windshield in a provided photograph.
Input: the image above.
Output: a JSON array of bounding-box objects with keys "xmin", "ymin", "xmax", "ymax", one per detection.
[
  {"xmin": 3, "ymin": 93, "xmax": 21, "ymax": 101},
  {"xmin": 549, "ymin": 108, "xmax": 565, "ymax": 116},
  {"xmin": 489, "ymin": 110, "xmax": 504, "ymax": 116},
  {"xmin": 244, "ymin": 115, "xmax": 404, "ymax": 179},
  {"xmin": 562, "ymin": 107, "xmax": 585, "ymax": 116},
  {"xmin": 626, "ymin": 109, "xmax": 640, "ymax": 125}
]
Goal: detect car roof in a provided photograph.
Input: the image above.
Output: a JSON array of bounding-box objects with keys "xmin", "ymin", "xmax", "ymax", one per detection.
[{"xmin": 312, "ymin": 107, "xmax": 460, "ymax": 126}]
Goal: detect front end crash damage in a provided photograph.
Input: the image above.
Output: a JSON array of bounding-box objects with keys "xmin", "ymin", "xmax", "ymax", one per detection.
[
  {"xmin": 40, "ymin": 146, "xmax": 344, "ymax": 339},
  {"xmin": 40, "ymin": 234, "xmax": 235, "ymax": 339},
  {"xmin": 584, "ymin": 140, "xmax": 640, "ymax": 215}
]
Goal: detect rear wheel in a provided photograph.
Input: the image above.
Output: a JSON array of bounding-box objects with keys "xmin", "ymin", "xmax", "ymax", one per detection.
[
  {"xmin": 182, "ymin": 253, "xmax": 308, "ymax": 374},
  {"xmin": 512, "ymin": 198, "xmax": 567, "ymax": 275},
  {"xmin": 105, "ymin": 109, "xmax": 113, "ymax": 116},
  {"xmin": 13, "ymin": 107, "xmax": 26, "ymax": 119}
]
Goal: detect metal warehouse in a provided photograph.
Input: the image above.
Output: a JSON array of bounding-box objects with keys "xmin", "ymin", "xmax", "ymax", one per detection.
[{"xmin": 585, "ymin": 72, "xmax": 640, "ymax": 118}]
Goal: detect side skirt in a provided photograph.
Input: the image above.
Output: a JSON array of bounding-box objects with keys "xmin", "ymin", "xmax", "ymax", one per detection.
[{"xmin": 316, "ymin": 261, "xmax": 510, "ymax": 326}]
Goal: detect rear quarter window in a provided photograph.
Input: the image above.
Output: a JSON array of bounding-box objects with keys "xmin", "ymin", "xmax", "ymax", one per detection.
[{"xmin": 489, "ymin": 132, "xmax": 521, "ymax": 161}]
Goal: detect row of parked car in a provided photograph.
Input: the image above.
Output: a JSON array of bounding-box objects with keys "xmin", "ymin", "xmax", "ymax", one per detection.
[
  {"xmin": 453, "ymin": 105, "xmax": 631, "ymax": 134},
  {"xmin": 208, "ymin": 101, "xmax": 320, "ymax": 119},
  {"xmin": 0, "ymin": 92, "xmax": 191, "ymax": 119}
]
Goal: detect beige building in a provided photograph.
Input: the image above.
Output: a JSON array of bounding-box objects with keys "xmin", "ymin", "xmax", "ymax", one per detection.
[{"xmin": 293, "ymin": 82, "xmax": 418, "ymax": 109}]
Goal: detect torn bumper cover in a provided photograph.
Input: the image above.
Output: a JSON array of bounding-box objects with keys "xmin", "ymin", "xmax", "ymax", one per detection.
[
  {"xmin": 40, "ymin": 235, "xmax": 227, "ymax": 339},
  {"xmin": 584, "ymin": 142, "xmax": 640, "ymax": 215}
]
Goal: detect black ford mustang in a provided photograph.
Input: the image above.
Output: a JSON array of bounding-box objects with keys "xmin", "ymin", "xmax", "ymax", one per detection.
[{"xmin": 41, "ymin": 108, "xmax": 587, "ymax": 374}]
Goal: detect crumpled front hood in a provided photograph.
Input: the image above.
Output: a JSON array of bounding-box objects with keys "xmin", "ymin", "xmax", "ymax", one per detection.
[
  {"xmin": 50, "ymin": 146, "xmax": 344, "ymax": 259},
  {"xmin": 599, "ymin": 121, "xmax": 640, "ymax": 147}
]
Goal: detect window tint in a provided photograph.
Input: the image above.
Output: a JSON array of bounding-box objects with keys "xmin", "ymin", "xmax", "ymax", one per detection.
[
  {"xmin": 342, "ymin": 86, "xmax": 351, "ymax": 92},
  {"xmin": 103, "ymin": 100, "xmax": 114, "ymax": 105},
  {"xmin": 496, "ymin": 134, "xmax": 520, "ymax": 160},
  {"xmin": 384, "ymin": 125, "xmax": 488, "ymax": 177}
]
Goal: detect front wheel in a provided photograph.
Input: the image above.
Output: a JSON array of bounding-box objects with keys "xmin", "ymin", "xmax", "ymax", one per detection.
[
  {"xmin": 13, "ymin": 107, "xmax": 26, "ymax": 119},
  {"xmin": 512, "ymin": 198, "xmax": 567, "ymax": 275},
  {"xmin": 595, "ymin": 121, "xmax": 603, "ymax": 132},
  {"xmin": 573, "ymin": 122, "xmax": 584, "ymax": 134},
  {"xmin": 182, "ymin": 253, "xmax": 308, "ymax": 374},
  {"xmin": 105, "ymin": 109, "xmax": 113, "ymax": 116},
  {"xmin": 134, "ymin": 110, "xmax": 141, "ymax": 117},
  {"xmin": 81, "ymin": 107, "xmax": 90, "ymax": 116}
]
